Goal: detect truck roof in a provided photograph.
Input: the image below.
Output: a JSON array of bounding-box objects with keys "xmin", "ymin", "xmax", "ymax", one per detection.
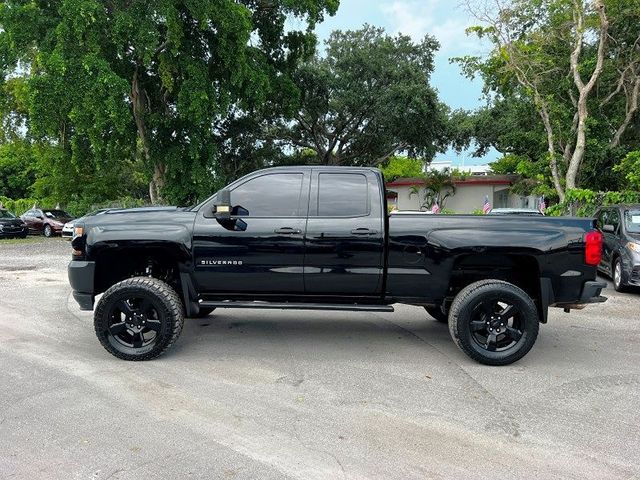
[{"xmin": 256, "ymin": 165, "xmax": 382, "ymax": 173}]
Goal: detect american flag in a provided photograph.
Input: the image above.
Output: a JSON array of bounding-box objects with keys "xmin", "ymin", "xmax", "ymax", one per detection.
[
  {"xmin": 538, "ymin": 195, "xmax": 546, "ymax": 214},
  {"xmin": 431, "ymin": 202, "xmax": 441, "ymax": 214},
  {"xmin": 482, "ymin": 195, "xmax": 491, "ymax": 214}
]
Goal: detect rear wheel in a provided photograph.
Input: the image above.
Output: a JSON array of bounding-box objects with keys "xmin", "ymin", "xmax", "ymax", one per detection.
[
  {"xmin": 424, "ymin": 305, "xmax": 448, "ymax": 323},
  {"xmin": 43, "ymin": 224, "xmax": 52, "ymax": 237},
  {"xmin": 448, "ymin": 280, "xmax": 539, "ymax": 366},
  {"xmin": 94, "ymin": 277, "xmax": 184, "ymax": 361}
]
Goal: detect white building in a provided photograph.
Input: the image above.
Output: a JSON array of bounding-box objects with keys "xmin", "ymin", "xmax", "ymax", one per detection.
[
  {"xmin": 428, "ymin": 161, "xmax": 492, "ymax": 176},
  {"xmin": 386, "ymin": 175, "xmax": 539, "ymax": 213}
]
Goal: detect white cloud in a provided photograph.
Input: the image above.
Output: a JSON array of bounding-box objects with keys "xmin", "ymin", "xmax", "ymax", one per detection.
[{"xmin": 381, "ymin": 0, "xmax": 485, "ymax": 56}]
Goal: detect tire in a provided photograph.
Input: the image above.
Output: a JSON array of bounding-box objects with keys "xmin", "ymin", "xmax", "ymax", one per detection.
[
  {"xmin": 192, "ymin": 307, "xmax": 216, "ymax": 318},
  {"xmin": 448, "ymin": 279, "xmax": 539, "ymax": 366},
  {"xmin": 94, "ymin": 277, "xmax": 185, "ymax": 361},
  {"xmin": 612, "ymin": 257, "xmax": 628, "ymax": 293},
  {"xmin": 43, "ymin": 225, "xmax": 52, "ymax": 237},
  {"xmin": 424, "ymin": 305, "xmax": 448, "ymax": 323}
]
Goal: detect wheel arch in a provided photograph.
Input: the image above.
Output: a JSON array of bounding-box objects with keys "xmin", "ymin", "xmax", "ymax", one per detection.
[
  {"xmin": 447, "ymin": 253, "xmax": 545, "ymax": 322},
  {"xmin": 91, "ymin": 241, "xmax": 195, "ymax": 312}
]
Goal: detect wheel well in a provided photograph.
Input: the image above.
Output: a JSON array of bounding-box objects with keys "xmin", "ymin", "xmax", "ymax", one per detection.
[
  {"xmin": 448, "ymin": 254, "xmax": 541, "ymax": 306},
  {"xmin": 93, "ymin": 246, "xmax": 182, "ymax": 295}
]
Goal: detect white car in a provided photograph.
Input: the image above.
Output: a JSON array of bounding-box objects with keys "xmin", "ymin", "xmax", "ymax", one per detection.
[
  {"xmin": 62, "ymin": 208, "xmax": 111, "ymax": 239},
  {"xmin": 62, "ymin": 221, "xmax": 74, "ymax": 238}
]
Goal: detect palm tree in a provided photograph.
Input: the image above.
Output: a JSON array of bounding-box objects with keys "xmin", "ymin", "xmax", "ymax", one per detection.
[{"xmin": 409, "ymin": 168, "xmax": 456, "ymax": 211}]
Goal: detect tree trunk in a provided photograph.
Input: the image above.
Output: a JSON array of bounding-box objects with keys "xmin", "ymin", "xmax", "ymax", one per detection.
[
  {"xmin": 535, "ymin": 96, "xmax": 565, "ymax": 202},
  {"xmin": 610, "ymin": 75, "xmax": 639, "ymax": 148},
  {"xmin": 131, "ymin": 66, "xmax": 165, "ymax": 204},
  {"xmin": 566, "ymin": 0, "xmax": 608, "ymax": 190}
]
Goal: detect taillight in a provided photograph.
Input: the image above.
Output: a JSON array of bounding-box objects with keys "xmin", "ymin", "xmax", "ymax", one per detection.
[{"xmin": 584, "ymin": 230, "xmax": 603, "ymax": 266}]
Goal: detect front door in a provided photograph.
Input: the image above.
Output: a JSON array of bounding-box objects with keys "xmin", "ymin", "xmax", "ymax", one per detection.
[
  {"xmin": 304, "ymin": 169, "xmax": 385, "ymax": 296},
  {"xmin": 192, "ymin": 171, "xmax": 310, "ymax": 294}
]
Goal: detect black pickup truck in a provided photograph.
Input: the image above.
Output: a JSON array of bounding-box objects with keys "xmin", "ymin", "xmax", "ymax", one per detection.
[{"xmin": 68, "ymin": 166, "xmax": 606, "ymax": 365}]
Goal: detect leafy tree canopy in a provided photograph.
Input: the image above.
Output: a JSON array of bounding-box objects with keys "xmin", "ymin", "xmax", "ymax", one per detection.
[
  {"xmin": 277, "ymin": 25, "xmax": 448, "ymax": 166},
  {"xmin": 380, "ymin": 156, "xmax": 426, "ymax": 181},
  {"xmin": 0, "ymin": 0, "xmax": 339, "ymax": 205}
]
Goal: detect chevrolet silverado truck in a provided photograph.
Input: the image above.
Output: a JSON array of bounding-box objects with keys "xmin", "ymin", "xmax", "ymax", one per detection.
[{"xmin": 68, "ymin": 166, "xmax": 607, "ymax": 365}]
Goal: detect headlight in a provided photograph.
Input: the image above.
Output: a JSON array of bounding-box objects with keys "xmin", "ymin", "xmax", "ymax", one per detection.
[
  {"xmin": 626, "ymin": 242, "xmax": 640, "ymax": 253},
  {"xmin": 0, "ymin": 225, "xmax": 4, "ymax": 232}
]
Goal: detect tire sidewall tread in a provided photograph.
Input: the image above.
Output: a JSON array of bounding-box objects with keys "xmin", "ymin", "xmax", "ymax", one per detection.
[
  {"xmin": 448, "ymin": 279, "xmax": 540, "ymax": 366},
  {"xmin": 94, "ymin": 276, "xmax": 184, "ymax": 361}
]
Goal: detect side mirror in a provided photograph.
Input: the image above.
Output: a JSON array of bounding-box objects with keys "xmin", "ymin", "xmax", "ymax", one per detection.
[
  {"xmin": 213, "ymin": 189, "xmax": 231, "ymax": 220},
  {"xmin": 603, "ymin": 224, "xmax": 615, "ymax": 233}
]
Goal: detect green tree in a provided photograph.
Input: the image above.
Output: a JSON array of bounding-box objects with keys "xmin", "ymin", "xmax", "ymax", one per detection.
[
  {"xmin": 409, "ymin": 168, "xmax": 456, "ymax": 210},
  {"xmin": 0, "ymin": 140, "xmax": 36, "ymax": 199},
  {"xmin": 458, "ymin": 0, "xmax": 640, "ymax": 201},
  {"xmin": 278, "ymin": 25, "xmax": 448, "ymax": 166},
  {"xmin": 0, "ymin": 0, "xmax": 339, "ymax": 205},
  {"xmin": 380, "ymin": 156, "xmax": 426, "ymax": 181}
]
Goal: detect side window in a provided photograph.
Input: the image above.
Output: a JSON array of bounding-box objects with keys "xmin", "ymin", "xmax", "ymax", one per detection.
[
  {"xmin": 231, "ymin": 173, "xmax": 304, "ymax": 217},
  {"xmin": 609, "ymin": 209, "xmax": 620, "ymax": 233},
  {"xmin": 318, "ymin": 173, "xmax": 369, "ymax": 217},
  {"xmin": 598, "ymin": 209, "xmax": 609, "ymax": 229}
]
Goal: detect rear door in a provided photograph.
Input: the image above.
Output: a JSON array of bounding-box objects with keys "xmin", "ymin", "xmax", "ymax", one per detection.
[
  {"xmin": 192, "ymin": 170, "xmax": 310, "ymax": 294},
  {"xmin": 303, "ymin": 169, "xmax": 385, "ymax": 296}
]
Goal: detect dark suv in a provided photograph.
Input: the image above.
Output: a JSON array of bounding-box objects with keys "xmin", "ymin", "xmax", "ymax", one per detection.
[
  {"xmin": 0, "ymin": 208, "xmax": 28, "ymax": 238},
  {"xmin": 595, "ymin": 204, "xmax": 640, "ymax": 292}
]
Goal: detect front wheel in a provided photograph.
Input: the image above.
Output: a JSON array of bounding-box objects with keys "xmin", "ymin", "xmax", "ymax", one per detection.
[
  {"xmin": 448, "ymin": 280, "xmax": 539, "ymax": 366},
  {"xmin": 43, "ymin": 224, "xmax": 52, "ymax": 237},
  {"xmin": 94, "ymin": 277, "xmax": 184, "ymax": 361}
]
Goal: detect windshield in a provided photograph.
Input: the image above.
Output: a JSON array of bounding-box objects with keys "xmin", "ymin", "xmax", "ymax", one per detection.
[
  {"xmin": 0, "ymin": 210, "xmax": 16, "ymax": 219},
  {"xmin": 43, "ymin": 209, "xmax": 71, "ymax": 219},
  {"xmin": 624, "ymin": 210, "xmax": 640, "ymax": 233}
]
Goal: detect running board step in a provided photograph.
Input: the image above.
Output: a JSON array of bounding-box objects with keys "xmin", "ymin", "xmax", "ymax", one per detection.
[{"xmin": 199, "ymin": 301, "xmax": 394, "ymax": 312}]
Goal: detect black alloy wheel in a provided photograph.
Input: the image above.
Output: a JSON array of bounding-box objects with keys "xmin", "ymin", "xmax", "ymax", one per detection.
[
  {"xmin": 448, "ymin": 280, "xmax": 539, "ymax": 366},
  {"xmin": 94, "ymin": 277, "xmax": 184, "ymax": 360}
]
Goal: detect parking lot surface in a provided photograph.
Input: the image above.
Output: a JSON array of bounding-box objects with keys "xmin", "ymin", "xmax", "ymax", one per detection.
[{"xmin": 1, "ymin": 238, "xmax": 639, "ymax": 479}]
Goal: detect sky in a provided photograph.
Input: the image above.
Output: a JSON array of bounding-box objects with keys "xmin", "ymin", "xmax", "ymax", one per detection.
[{"xmin": 311, "ymin": 0, "xmax": 499, "ymax": 165}]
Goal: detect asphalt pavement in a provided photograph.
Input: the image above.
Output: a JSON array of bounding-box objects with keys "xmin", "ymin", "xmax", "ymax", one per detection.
[{"xmin": 1, "ymin": 237, "xmax": 639, "ymax": 479}]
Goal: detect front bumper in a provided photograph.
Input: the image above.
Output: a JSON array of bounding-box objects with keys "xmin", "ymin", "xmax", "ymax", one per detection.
[
  {"xmin": 61, "ymin": 224, "xmax": 74, "ymax": 238},
  {"xmin": 68, "ymin": 260, "xmax": 96, "ymax": 310},
  {"xmin": 0, "ymin": 225, "xmax": 28, "ymax": 237}
]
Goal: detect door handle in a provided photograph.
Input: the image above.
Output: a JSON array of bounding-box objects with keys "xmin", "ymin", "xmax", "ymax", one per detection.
[
  {"xmin": 351, "ymin": 228, "xmax": 377, "ymax": 235},
  {"xmin": 274, "ymin": 227, "xmax": 301, "ymax": 235}
]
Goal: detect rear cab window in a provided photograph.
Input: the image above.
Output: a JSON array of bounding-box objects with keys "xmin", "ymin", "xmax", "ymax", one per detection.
[{"xmin": 317, "ymin": 173, "xmax": 369, "ymax": 217}]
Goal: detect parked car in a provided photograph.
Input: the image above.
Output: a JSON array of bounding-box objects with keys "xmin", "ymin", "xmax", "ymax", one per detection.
[
  {"xmin": 595, "ymin": 204, "xmax": 640, "ymax": 292},
  {"xmin": 0, "ymin": 208, "xmax": 28, "ymax": 239},
  {"xmin": 62, "ymin": 209, "xmax": 111, "ymax": 239},
  {"xmin": 21, "ymin": 208, "xmax": 74, "ymax": 237},
  {"xmin": 488, "ymin": 208, "xmax": 544, "ymax": 216},
  {"xmin": 69, "ymin": 166, "xmax": 606, "ymax": 365}
]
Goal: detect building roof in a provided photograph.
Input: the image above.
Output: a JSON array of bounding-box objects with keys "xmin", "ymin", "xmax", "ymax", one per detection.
[{"xmin": 386, "ymin": 174, "xmax": 518, "ymax": 188}]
